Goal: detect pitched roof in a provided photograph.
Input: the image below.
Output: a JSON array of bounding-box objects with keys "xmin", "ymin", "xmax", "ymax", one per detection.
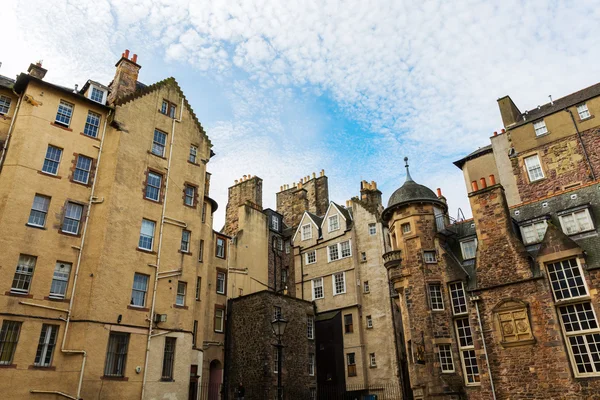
[
  {"xmin": 510, "ymin": 82, "xmax": 600, "ymax": 129},
  {"xmin": 306, "ymin": 212, "xmax": 323, "ymax": 228},
  {"xmin": 0, "ymin": 75, "xmax": 15, "ymax": 90},
  {"xmin": 453, "ymin": 144, "xmax": 493, "ymax": 169},
  {"xmin": 114, "ymin": 77, "xmax": 211, "ymax": 149}
]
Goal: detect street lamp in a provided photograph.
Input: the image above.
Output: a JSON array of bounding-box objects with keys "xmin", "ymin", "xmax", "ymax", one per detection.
[{"xmin": 271, "ymin": 316, "xmax": 288, "ymax": 400}]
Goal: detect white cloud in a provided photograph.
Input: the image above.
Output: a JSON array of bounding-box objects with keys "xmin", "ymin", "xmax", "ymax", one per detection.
[{"xmin": 6, "ymin": 0, "xmax": 600, "ymax": 227}]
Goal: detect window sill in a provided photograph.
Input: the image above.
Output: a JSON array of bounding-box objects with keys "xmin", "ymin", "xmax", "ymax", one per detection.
[
  {"xmin": 178, "ymin": 250, "xmax": 192, "ymax": 256},
  {"xmin": 0, "ymin": 114, "xmax": 11, "ymax": 120},
  {"xmin": 0, "ymin": 364, "xmax": 17, "ymax": 369},
  {"xmin": 101, "ymin": 376, "xmax": 129, "ymax": 381},
  {"xmin": 160, "ymin": 378, "xmax": 175, "ymax": 382},
  {"xmin": 369, "ymin": 365, "xmax": 377, "ymax": 369},
  {"xmin": 147, "ymin": 150, "xmax": 167, "ymax": 160},
  {"xmin": 28, "ymin": 365, "xmax": 56, "ymax": 370},
  {"xmin": 37, "ymin": 171, "xmax": 62, "ymax": 180},
  {"xmin": 70, "ymin": 179, "xmax": 92, "ymax": 188},
  {"xmin": 80, "ymin": 132, "xmax": 100, "ymax": 141},
  {"xmin": 143, "ymin": 197, "xmax": 163, "ymax": 205},
  {"xmin": 128, "ymin": 305, "xmax": 149, "ymax": 312},
  {"xmin": 187, "ymin": 160, "xmax": 200, "ymax": 167},
  {"xmin": 174, "ymin": 304, "xmax": 188, "ymax": 310},
  {"xmin": 50, "ymin": 122, "xmax": 73, "ymax": 132},
  {"xmin": 528, "ymin": 177, "xmax": 547, "ymax": 184},
  {"xmin": 579, "ymin": 115, "xmax": 595, "ymax": 123},
  {"xmin": 214, "ymin": 330, "xmax": 224, "ymax": 334},
  {"xmin": 183, "ymin": 203, "xmax": 197, "ymax": 209},
  {"xmin": 136, "ymin": 247, "xmax": 157, "ymax": 255},
  {"xmin": 5, "ymin": 291, "xmax": 33, "ymax": 298},
  {"xmin": 500, "ymin": 338, "xmax": 536, "ymax": 348},
  {"xmin": 58, "ymin": 230, "xmax": 81, "ymax": 238},
  {"xmin": 534, "ymin": 132, "xmax": 550, "ymax": 139},
  {"xmin": 25, "ymin": 223, "xmax": 47, "ymax": 230},
  {"xmin": 44, "ymin": 296, "xmax": 69, "ymax": 302}
]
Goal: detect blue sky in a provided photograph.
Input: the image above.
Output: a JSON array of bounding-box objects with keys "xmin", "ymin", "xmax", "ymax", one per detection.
[{"xmin": 4, "ymin": 0, "xmax": 600, "ymax": 228}]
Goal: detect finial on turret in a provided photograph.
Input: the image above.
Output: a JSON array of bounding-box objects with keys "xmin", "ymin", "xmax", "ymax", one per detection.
[{"xmin": 404, "ymin": 156, "xmax": 413, "ymax": 182}]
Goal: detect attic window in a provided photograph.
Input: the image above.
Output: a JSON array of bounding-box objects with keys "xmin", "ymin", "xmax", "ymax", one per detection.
[
  {"xmin": 577, "ymin": 104, "xmax": 591, "ymax": 120},
  {"xmin": 90, "ymin": 87, "xmax": 105, "ymax": 104},
  {"xmin": 559, "ymin": 208, "xmax": 594, "ymax": 235},
  {"xmin": 301, "ymin": 224, "xmax": 312, "ymax": 241},
  {"xmin": 328, "ymin": 215, "xmax": 339, "ymax": 232},
  {"xmin": 0, "ymin": 95, "xmax": 12, "ymax": 115},
  {"xmin": 161, "ymin": 100, "xmax": 177, "ymax": 118},
  {"xmin": 533, "ymin": 120, "xmax": 548, "ymax": 136},
  {"xmin": 519, "ymin": 220, "xmax": 547, "ymax": 245}
]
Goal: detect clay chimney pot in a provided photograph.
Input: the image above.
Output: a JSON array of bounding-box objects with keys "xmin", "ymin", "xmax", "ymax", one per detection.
[
  {"xmin": 436, "ymin": 188, "xmax": 442, "ymax": 197},
  {"xmin": 124, "ymin": 49, "xmax": 130, "ymax": 58},
  {"xmin": 480, "ymin": 177, "xmax": 487, "ymax": 189},
  {"xmin": 489, "ymin": 174, "xmax": 496, "ymax": 185},
  {"xmin": 132, "ymin": 54, "xmax": 138, "ymax": 63},
  {"xmin": 471, "ymin": 180, "xmax": 479, "ymax": 192}
]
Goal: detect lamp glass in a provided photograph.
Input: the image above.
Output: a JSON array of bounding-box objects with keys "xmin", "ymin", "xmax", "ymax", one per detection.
[{"xmin": 271, "ymin": 317, "xmax": 288, "ymax": 338}]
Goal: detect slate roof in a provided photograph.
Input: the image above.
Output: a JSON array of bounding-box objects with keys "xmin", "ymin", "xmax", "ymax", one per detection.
[
  {"xmin": 0, "ymin": 75, "xmax": 15, "ymax": 89},
  {"xmin": 453, "ymin": 144, "xmax": 493, "ymax": 169},
  {"xmin": 386, "ymin": 180, "xmax": 440, "ymax": 208},
  {"xmin": 509, "ymin": 82, "xmax": 600, "ymax": 129},
  {"xmin": 306, "ymin": 212, "xmax": 323, "ymax": 228}
]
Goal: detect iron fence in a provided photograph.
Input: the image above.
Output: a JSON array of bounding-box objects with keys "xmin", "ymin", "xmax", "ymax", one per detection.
[{"xmin": 209, "ymin": 383, "xmax": 403, "ymax": 400}]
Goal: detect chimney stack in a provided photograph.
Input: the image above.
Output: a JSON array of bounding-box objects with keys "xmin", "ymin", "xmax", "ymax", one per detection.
[
  {"xmin": 107, "ymin": 49, "xmax": 141, "ymax": 105},
  {"xmin": 359, "ymin": 179, "xmax": 382, "ymax": 208},
  {"xmin": 27, "ymin": 61, "xmax": 47, "ymax": 80}
]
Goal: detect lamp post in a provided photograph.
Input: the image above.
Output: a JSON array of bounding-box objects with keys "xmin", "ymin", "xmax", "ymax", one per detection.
[{"xmin": 271, "ymin": 316, "xmax": 288, "ymax": 400}]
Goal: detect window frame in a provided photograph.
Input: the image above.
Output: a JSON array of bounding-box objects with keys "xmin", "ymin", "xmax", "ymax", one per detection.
[
  {"xmin": 0, "ymin": 321, "xmax": 22, "ymax": 366},
  {"xmin": 138, "ymin": 219, "xmax": 156, "ymax": 251},
  {"xmin": 0, "ymin": 94, "xmax": 12, "ymax": 115},
  {"xmin": 577, "ymin": 103, "xmax": 591, "ymax": 120},
  {"xmin": 216, "ymin": 237, "xmax": 226, "ymax": 259},
  {"xmin": 152, "ymin": 129, "xmax": 168, "ymax": 157},
  {"xmin": 312, "ymin": 277, "xmax": 324, "ymax": 300},
  {"xmin": 364, "ymin": 281, "xmax": 370, "ymax": 293},
  {"xmin": 61, "ymin": 202, "xmax": 84, "ymax": 235},
  {"xmin": 448, "ymin": 281, "xmax": 468, "ymax": 315},
  {"xmin": 328, "ymin": 214, "xmax": 340, "ymax": 232},
  {"xmin": 184, "ymin": 184, "xmax": 197, "ymax": 207},
  {"xmin": 455, "ymin": 317, "xmax": 480, "ymax": 386},
  {"xmin": 271, "ymin": 215, "xmax": 280, "ymax": 231},
  {"xmin": 55, "ymin": 100, "xmax": 74, "ymax": 127},
  {"xmin": 333, "ymin": 272, "xmax": 346, "ymax": 295},
  {"xmin": 438, "ymin": 344, "xmax": 455, "ymax": 373},
  {"xmin": 90, "ymin": 87, "xmax": 105, "ymax": 104},
  {"xmin": 214, "ymin": 306, "xmax": 225, "ymax": 333},
  {"xmin": 428, "ymin": 283, "xmax": 444, "ymax": 311},
  {"xmin": 307, "ymin": 316, "xmax": 314, "ymax": 339},
  {"xmin": 301, "ymin": 224, "xmax": 312, "ymax": 241},
  {"xmin": 195, "ymin": 277, "xmax": 201, "ymax": 301},
  {"xmin": 368, "ymin": 223, "xmax": 377, "ymax": 235},
  {"xmin": 28, "ymin": 194, "xmax": 51, "ymax": 227},
  {"xmin": 366, "ymin": 315, "xmax": 373, "ymax": 329},
  {"xmin": 181, "ymin": 230, "xmax": 191, "ymax": 253},
  {"xmin": 103, "ymin": 332, "xmax": 130, "ymax": 377},
  {"xmin": 130, "ymin": 273, "xmax": 149, "ymax": 308},
  {"xmin": 145, "ymin": 170, "xmax": 163, "ymax": 202},
  {"xmin": 42, "ymin": 145, "xmax": 63, "ymax": 176},
  {"xmin": 189, "ymin": 145, "xmax": 198, "ymax": 164},
  {"xmin": 346, "ymin": 352, "xmax": 357, "ymax": 376},
  {"xmin": 558, "ymin": 208, "xmax": 594, "ymax": 236},
  {"xmin": 34, "ymin": 324, "xmax": 59, "ymax": 367},
  {"xmin": 533, "ymin": 120, "xmax": 548, "ymax": 136},
  {"xmin": 161, "ymin": 337, "xmax": 176, "ymax": 381},
  {"xmin": 175, "ymin": 281, "xmax": 186, "ymax": 306},
  {"xmin": 309, "ymin": 352, "xmax": 315, "ymax": 376},
  {"xmin": 305, "ymin": 250, "xmax": 317, "ymax": 264},
  {"xmin": 524, "ymin": 154, "xmax": 545, "ymax": 182},
  {"xmin": 11, "ymin": 254, "xmax": 37, "ymax": 295},
  {"xmin": 216, "ymin": 271, "xmax": 226, "ymax": 295},
  {"xmin": 83, "ymin": 110, "xmax": 101, "ymax": 138},
  {"xmin": 344, "ymin": 313, "xmax": 354, "ymax": 334},
  {"xmin": 460, "ymin": 238, "xmax": 477, "ymax": 260},
  {"xmin": 369, "ymin": 353, "xmax": 377, "ymax": 367},
  {"xmin": 199, "ymin": 239, "xmax": 204, "ymax": 262},
  {"xmin": 73, "ymin": 154, "xmax": 93, "ymax": 185},
  {"xmin": 49, "ymin": 261, "xmax": 72, "ymax": 299},
  {"xmin": 520, "ymin": 219, "xmax": 548, "ymax": 245},
  {"xmin": 327, "ymin": 240, "xmax": 352, "ymax": 262},
  {"xmin": 423, "ymin": 250, "xmax": 437, "ymax": 263},
  {"xmin": 401, "ymin": 223, "xmax": 411, "ymax": 234}
]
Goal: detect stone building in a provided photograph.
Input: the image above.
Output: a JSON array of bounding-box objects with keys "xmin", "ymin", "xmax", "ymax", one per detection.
[
  {"xmin": 0, "ymin": 53, "xmax": 225, "ymax": 400},
  {"xmin": 384, "ymin": 82, "xmax": 600, "ymax": 399},
  {"xmin": 223, "ymin": 291, "xmax": 316, "ymax": 399},
  {"xmin": 288, "ymin": 175, "xmax": 405, "ymax": 398}
]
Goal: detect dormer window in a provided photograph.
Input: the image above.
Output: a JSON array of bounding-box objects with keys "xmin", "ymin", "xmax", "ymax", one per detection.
[
  {"xmin": 0, "ymin": 95, "xmax": 12, "ymax": 115},
  {"xmin": 559, "ymin": 208, "xmax": 594, "ymax": 235},
  {"xmin": 271, "ymin": 215, "xmax": 279, "ymax": 231},
  {"xmin": 328, "ymin": 215, "xmax": 339, "ymax": 232},
  {"xmin": 301, "ymin": 224, "xmax": 312, "ymax": 241},
  {"xmin": 90, "ymin": 87, "xmax": 105, "ymax": 103},
  {"xmin": 533, "ymin": 120, "xmax": 548, "ymax": 136},
  {"xmin": 520, "ymin": 220, "xmax": 547, "ymax": 245}
]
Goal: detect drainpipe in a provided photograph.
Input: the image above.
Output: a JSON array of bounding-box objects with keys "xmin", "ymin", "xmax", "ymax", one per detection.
[
  {"xmin": 140, "ymin": 98, "xmax": 184, "ymax": 400},
  {"xmin": 299, "ymin": 246, "xmax": 305, "ymax": 300},
  {"xmin": 0, "ymin": 90, "xmax": 24, "ymax": 172},
  {"xmin": 566, "ymin": 108, "xmax": 596, "ymax": 180},
  {"xmin": 30, "ymin": 109, "xmax": 112, "ymax": 400},
  {"xmin": 473, "ymin": 298, "xmax": 497, "ymax": 400}
]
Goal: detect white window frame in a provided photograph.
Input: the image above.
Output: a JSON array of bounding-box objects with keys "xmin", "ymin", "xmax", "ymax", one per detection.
[
  {"xmin": 423, "ymin": 250, "xmax": 437, "ymax": 263},
  {"xmin": 327, "ymin": 240, "xmax": 352, "ymax": 262},
  {"xmin": 271, "ymin": 215, "xmax": 279, "ymax": 231},
  {"xmin": 449, "ymin": 281, "xmax": 468, "ymax": 315},
  {"xmin": 559, "ymin": 208, "xmax": 594, "ymax": 236},
  {"xmin": 460, "ymin": 238, "xmax": 477, "ymax": 260},
  {"xmin": 0, "ymin": 95, "xmax": 12, "ymax": 115},
  {"xmin": 366, "ymin": 315, "xmax": 373, "ymax": 329},
  {"xmin": 438, "ymin": 344, "xmax": 455, "ymax": 373},
  {"xmin": 332, "ymin": 272, "xmax": 346, "ymax": 295},
  {"xmin": 546, "ymin": 258, "xmax": 589, "ymax": 303},
  {"xmin": 214, "ymin": 309, "xmax": 224, "ymax": 333},
  {"xmin": 577, "ymin": 103, "xmax": 591, "ymax": 120},
  {"xmin": 328, "ymin": 214, "xmax": 339, "ymax": 232},
  {"xmin": 301, "ymin": 224, "xmax": 312, "ymax": 241},
  {"xmin": 42, "ymin": 145, "xmax": 62, "ymax": 176},
  {"xmin": 428, "ymin": 283, "xmax": 444, "ymax": 311},
  {"xmin": 312, "ymin": 277, "xmax": 324, "ymax": 300},
  {"xmin": 89, "ymin": 87, "xmax": 106, "ymax": 104},
  {"xmin": 216, "ymin": 272, "xmax": 226, "ymax": 294},
  {"xmin": 524, "ymin": 154, "xmax": 545, "ymax": 182},
  {"xmin": 285, "ymin": 242, "xmax": 290, "ymax": 254},
  {"xmin": 364, "ymin": 281, "xmax": 370, "ymax": 293},
  {"xmin": 28, "ymin": 194, "xmax": 51, "ymax": 227},
  {"xmin": 309, "ymin": 353, "xmax": 315, "ymax": 376},
  {"xmin": 520, "ymin": 220, "xmax": 548, "ymax": 244},
  {"xmin": 181, "ymin": 230, "xmax": 191, "ymax": 253},
  {"xmin": 131, "ymin": 273, "xmax": 149, "ymax": 308},
  {"xmin": 49, "ymin": 262, "xmax": 72, "ymax": 299},
  {"xmin": 34, "ymin": 324, "xmax": 58, "ymax": 367},
  {"xmin": 176, "ymin": 281, "xmax": 186, "ymax": 306},
  {"xmin": 73, "ymin": 155, "xmax": 93, "ymax": 184},
  {"xmin": 138, "ymin": 219, "xmax": 155, "ymax": 251},
  {"xmin": 145, "ymin": 171, "xmax": 162, "ymax": 202},
  {"xmin": 533, "ymin": 120, "xmax": 548, "ymax": 136},
  {"xmin": 368, "ymin": 223, "xmax": 377, "ymax": 235},
  {"xmin": 216, "ymin": 238, "xmax": 225, "ymax": 258},
  {"xmin": 401, "ymin": 223, "xmax": 411, "ymax": 234},
  {"xmin": 11, "ymin": 254, "xmax": 37, "ymax": 295},
  {"xmin": 455, "ymin": 317, "xmax": 480, "ymax": 386},
  {"xmin": 369, "ymin": 353, "xmax": 377, "ymax": 367},
  {"xmin": 307, "ymin": 316, "xmax": 314, "ymax": 339},
  {"xmin": 152, "ymin": 129, "xmax": 167, "ymax": 157},
  {"xmin": 55, "ymin": 100, "xmax": 73, "ymax": 127},
  {"xmin": 83, "ymin": 111, "xmax": 101, "ymax": 138},
  {"xmin": 62, "ymin": 202, "xmax": 83, "ymax": 235},
  {"xmin": 189, "ymin": 145, "xmax": 198, "ymax": 163},
  {"xmin": 305, "ymin": 250, "xmax": 316, "ymax": 264}
]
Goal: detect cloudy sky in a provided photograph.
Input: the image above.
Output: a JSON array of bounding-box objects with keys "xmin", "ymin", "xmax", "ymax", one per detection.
[{"xmin": 4, "ymin": 0, "xmax": 600, "ymax": 228}]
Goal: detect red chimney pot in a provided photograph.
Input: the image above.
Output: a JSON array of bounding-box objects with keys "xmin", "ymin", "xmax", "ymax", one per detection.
[
  {"xmin": 479, "ymin": 177, "xmax": 487, "ymax": 189},
  {"xmin": 489, "ymin": 174, "xmax": 496, "ymax": 185},
  {"xmin": 471, "ymin": 181, "xmax": 479, "ymax": 192},
  {"xmin": 493, "ymin": 131, "xmax": 498, "ymax": 136},
  {"xmin": 124, "ymin": 49, "xmax": 130, "ymax": 58},
  {"xmin": 132, "ymin": 54, "xmax": 138, "ymax": 63},
  {"xmin": 436, "ymin": 188, "xmax": 442, "ymax": 197},
  {"xmin": 501, "ymin": 128, "xmax": 506, "ymax": 133}
]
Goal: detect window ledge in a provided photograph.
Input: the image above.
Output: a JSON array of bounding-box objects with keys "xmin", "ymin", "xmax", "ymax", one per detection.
[
  {"xmin": 178, "ymin": 250, "xmax": 192, "ymax": 256},
  {"xmin": 579, "ymin": 115, "xmax": 595, "ymax": 123},
  {"xmin": 0, "ymin": 114, "xmax": 11, "ymax": 120},
  {"xmin": 50, "ymin": 122, "xmax": 73, "ymax": 132},
  {"xmin": 147, "ymin": 150, "xmax": 167, "ymax": 160},
  {"xmin": 0, "ymin": 364, "xmax": 17, "ymax": 369},
  {"xmin": 183, "ymin": 203, "xmax": 197, "ymax": 209},
  {"xmin": 136, "ymin": 247, "xmax": 157, "ymax": 255},
  {"xmin": 127, "ymin": 305, "xmax": 149, "ymax": 312},
  {"xmin": 173, "ymin": 304, "xmax": 188, "ymax": 310},
  {"xmin": 160, "ymin": 378, "xmax": 175, "ymax": 382},
  {"xmin": 71, "ymin": 179, "xmax": 92, "ymax": 188},
  {"xmin": 58, "ymin": 230, "xmax": 81, "ymax": 238},
  {"xmin": 44, "ymin": 296, "xmax": 69, "ymax": 302},
  {"xmin": 187, "ymin": 160, "xmax": 200, "ymax": 167},
  {"xmin": 143, "ymin": 197, "xmax": 163, "ymax": 205},
  {"xmin": 214, "ymin": 330, "xmax": 224, "ymax": 334},
  {"xmin": 28, "ymin": 365, "xmax": 56, "ymax": 370},
  {"xmin": 25, "ymin": 223, "xmax": 47, "ymax": 230},
  {"xmin": 80, "ymin": 132, "xmax": 100, "ymax": 141},
  {"xmin": 500, "ymin": 338, "xmax": 536, "ymax": 348},
  {"xmin": 528, "ymin": 177, "xmax": 547, "ymax": 184},
  {"xmin": 369, "ymin": 365, "xmax": 377, "ymax": 369},
  {"xmin": 101, "ymin": 376, "xmax": 129, "ymax": 381},
  {"xmin": 5, "ymin": 291, "xmax": 33, "ymax": 298},
  {"xmin": 37, "ymin": 171, "xmax": 62, "ymax": 180},
  {"xmin": 535, "ymin": 132, "xmax": 550, "ymax": 139}
]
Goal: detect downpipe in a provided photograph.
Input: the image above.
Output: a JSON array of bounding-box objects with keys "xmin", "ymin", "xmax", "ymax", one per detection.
[{"xmin": 473, "ymin": 298, "xmax": 496, "ymax": 400}]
